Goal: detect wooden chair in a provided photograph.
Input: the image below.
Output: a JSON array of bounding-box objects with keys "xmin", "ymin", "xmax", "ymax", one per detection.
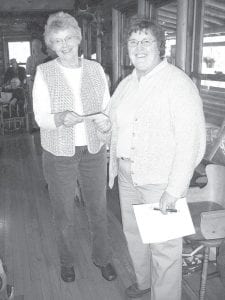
[
  {"xmin": 0, "ymin": 93, "xmax": 28, "ymax": 135},
  {"xmin": 187, "ymin": 164, "xmax": 225, "ymax": 206},
  {"xmin": 205, "ymin": 120, "xmax": 225, "ymax": 163},
  {"xmin": 190, "ymin": 121, "xmax": 225, "ymax": 188},
  {"xmin": 185, "ymin": 164, "xmax": 225, "ymax": 300}
]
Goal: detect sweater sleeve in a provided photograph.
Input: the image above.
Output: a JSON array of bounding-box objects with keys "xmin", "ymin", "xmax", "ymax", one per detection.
[
  {"xmin": 32, "ymin": 67, "xmax": 56, "ymax": 130},
  {"xmin": 95, "ymin": 65, "xmax": 112, "ymax": 143},
  {"xmin": 166, "ymin": 75, "xmax": 206, "ymax": 198},
  {"xmin": 100, "ymin": 66, "xmax": 111, "ymax": 112}
]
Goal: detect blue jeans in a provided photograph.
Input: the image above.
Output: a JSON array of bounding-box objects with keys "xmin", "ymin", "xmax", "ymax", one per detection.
[{"xmin": 42, "ymin": 146, "xmax": 111, "ymax": 267}]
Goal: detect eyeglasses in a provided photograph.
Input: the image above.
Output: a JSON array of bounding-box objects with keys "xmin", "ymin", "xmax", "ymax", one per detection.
[
  {"xmin": 52, "ymin": 35, "xmax": 80, "ymax": 47},
  {"xmin": 128, "ymin": 39, "xmax": 156, "ymax": 48}
]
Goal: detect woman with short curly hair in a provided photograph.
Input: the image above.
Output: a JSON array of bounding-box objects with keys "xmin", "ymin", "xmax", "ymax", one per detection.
[{"xmin": 33, "ymin": 11, "xmax": 116, "ymax": 284}]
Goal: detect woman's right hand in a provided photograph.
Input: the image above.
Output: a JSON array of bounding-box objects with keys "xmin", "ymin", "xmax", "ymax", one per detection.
[{"xmin": 63, "ymin": 111, "xmax": 83, "ymax": 127}]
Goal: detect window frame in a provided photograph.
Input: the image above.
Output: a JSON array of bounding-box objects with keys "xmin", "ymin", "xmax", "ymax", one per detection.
[{"xmin": 3, "ymin": 34, "xmax": 31, "ymax": 71}]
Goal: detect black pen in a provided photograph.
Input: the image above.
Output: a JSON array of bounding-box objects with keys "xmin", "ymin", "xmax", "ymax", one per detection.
[{"xmin": 153, "ymin": 208, "xmax": 177, "ymax": 213}]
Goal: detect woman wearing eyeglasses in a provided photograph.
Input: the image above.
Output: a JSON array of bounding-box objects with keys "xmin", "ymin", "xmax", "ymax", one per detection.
[
  {"xmin": 32, "ymin": 11, "xmax": 116, "ymax": 283},
  {"xmin": 108, "ymin": 18, "xmax": 206, "ymax": 299}
]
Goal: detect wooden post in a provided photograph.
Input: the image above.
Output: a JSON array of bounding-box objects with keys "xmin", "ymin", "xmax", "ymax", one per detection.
[
  {"xmin": 185, "ymin": 0, "xmax": 195, "ymax": 76},
  {"xmin": 176, "ymin": 0, "xmax": 205, "ymax": 79},
  {"xmin": 112, "ymin": 8, "xmax": 122, "ymax": 88},
  {"xmin": 87, "ymin": 23, "xmax": 92, "ymax": 59},
  {"xmin": 96, "ymin": 26, "xmax": 102, "ymax": 64},
  {"xmin": 96, "ymin": 12, "xmax": 103, "ymax": 64},
  {"xmin": 176, "ymin": 0, "xmax": 189, "ymax": 71},
  {"xmin": 138, "ymin": 0, "xmax": 157, "ymax": 22},
  {"xmin": 82, "ymin": 19, "xmax": 88, "ymax": 58},
  {"xmin": 138, "ymin": 0, "xmax": 150, "ymax": 17},
  {"xmin": 192, "ymin": 0, "xmax": 205, "ymax": 88},
  {"xmin": 149, "ymin": 4, "xmax": 158, "ymax": 23}
]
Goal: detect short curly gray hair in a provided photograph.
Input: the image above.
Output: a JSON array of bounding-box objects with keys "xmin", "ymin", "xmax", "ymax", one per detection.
[
  {"xmin": 44, "ymin": 11, "xmax": 82, "ymax": 49},
  {"xmin": 126, "ymin": 17, "xmax": 166, "ymax": 58}
]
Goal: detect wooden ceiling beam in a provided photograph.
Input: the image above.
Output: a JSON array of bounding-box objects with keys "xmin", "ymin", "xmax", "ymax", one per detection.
[
  {"xmin": 205, "ymin": 7, "xmax": 225, "ymax": 19},
  {"xmin": 158, "ymin": 4, "xmax": 225, "ymax": 28},
  {"xmin": 109, "ymin": 0, "xmax": 136, "ymax": 11},
  {"xmin": 204, "ymin": 14, "xmax": 225, "ymax": 25},
  {"xmin": 150, "ymin": 0, "xmax": 175, "ymax": 9},
  {"xmin": 158, "ymin": 20, "xmax": 176, "ymax": 29},
  {"xmin": 204, "ymin": 24, "xmax": 225, "ymax": 35},
  {"xmin": 205, "ymin": 0, "xmax": 225, "ymax": 12},
  {"xmin": 158, "ymin": 9, "xmax": 176, "ymax": 19},
  {"xmin": 158, "ymin": 15, "xmax": 176, "ymax": 24},
  {"xmin": 159, "ymin": 23, "xmax": 176, "ymax": 30},
  {"xmin": 203, "ymin": 23, "xmax": 211, "ymax": 29},
  {"xmin": 204, "ymin": 20, "xmax": 216, "ymax": 28},
  {"xmin": 158, "ymin": 6, "xmax": 177, "ymax": 13},
  {"xmin": 160, "ymin": 25, "xmax": 176, "ymax": 32}
]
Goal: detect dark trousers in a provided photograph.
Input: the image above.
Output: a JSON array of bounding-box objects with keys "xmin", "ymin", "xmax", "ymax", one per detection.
[{"xmin": 42, "ymin": 145, "xmax": 111, "ymax": 267}]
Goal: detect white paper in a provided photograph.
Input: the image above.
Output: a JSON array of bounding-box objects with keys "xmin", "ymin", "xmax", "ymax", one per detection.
[{"xmin": 133, "ymin": 198, "xmax": 195, "ymax": 244}]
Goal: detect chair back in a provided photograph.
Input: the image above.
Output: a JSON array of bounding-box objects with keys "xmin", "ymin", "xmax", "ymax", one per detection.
[
  {"xmin": 187, "ymin": 164, "xmax": 225, "ymax": 207},
  {"xmin": 0, "ymin": 87, "xmax": 28, "ymax": 135},
  {"xmin": 204, "ymin": 164, "xmax": 225, "ymax": 206},
  {"xmin": 200, "ymin": 209, "xmax": 225, "ymax": 239}
]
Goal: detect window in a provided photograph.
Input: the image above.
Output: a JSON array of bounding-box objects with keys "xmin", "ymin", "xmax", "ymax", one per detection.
[
  {"xmin": 165, "ymin": 38, "xmax": 176, "ymax": 65},
  {"xmin": 7, "ymin": 41, "xmax": 31, "ymax": 69},
  {"xmin": 201, "ymin": 35, "xmax": 225, "ymax": 89}
]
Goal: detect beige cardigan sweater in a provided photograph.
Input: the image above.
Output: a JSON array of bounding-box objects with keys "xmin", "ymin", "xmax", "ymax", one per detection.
[{"xmin": 108, "ymin": 60, "xmax": 206, "ymax": 198}]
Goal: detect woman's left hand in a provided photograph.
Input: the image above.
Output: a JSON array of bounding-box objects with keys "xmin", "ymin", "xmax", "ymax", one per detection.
[
  {"xmin": 63, "ymin": 111, "xmax": 83, "ymax": 127},
  {"xmin": 159, "ymin": 191, "xmax": 178, "ymax": 214},
  {"xmin": 90, "ymin": 114, "xmax": 111, "ymax": 133}
]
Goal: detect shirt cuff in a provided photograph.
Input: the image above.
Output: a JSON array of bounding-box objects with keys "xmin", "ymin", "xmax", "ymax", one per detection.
[
  {"xmin": 165, "ymin": 186, "xmax": 187, "ymax": 199},
  {"xmin": 54, "ymin": 111, "xmax": 68, "ymax": 127}
]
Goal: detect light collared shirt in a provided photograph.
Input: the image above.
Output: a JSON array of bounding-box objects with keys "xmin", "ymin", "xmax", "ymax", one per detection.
[{"xmin": 33, "ymin": 59, "xmax": 110, "ymax": 146}]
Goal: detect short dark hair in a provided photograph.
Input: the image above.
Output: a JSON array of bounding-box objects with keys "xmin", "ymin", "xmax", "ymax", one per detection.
[
  {"xmin": 126, "ymin": 17, "xmax": 166, "ymax": 58},
  {"xmin": 10, "ymin": 58, "xmax": 17, "ymax": 65}
]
